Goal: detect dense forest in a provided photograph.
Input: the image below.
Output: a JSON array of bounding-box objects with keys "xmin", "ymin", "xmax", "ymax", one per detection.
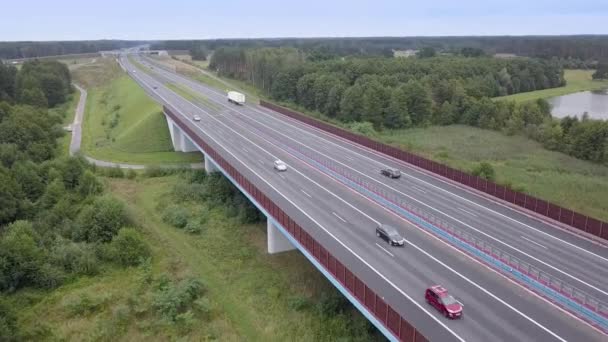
[
  {"xmin": 0, "ymin": 40, "xmax": 142, "ymax": 59},
  {"xmin": 152, "ymin": 35, "xmax": 608, "ymax": 60},
  {"xmin": 208, "ymin": 48, "xmax": 608, "ymax": 164},
  {"xmin": 0, "ymin": 60, "xmax": 150, "ymax": 340}
]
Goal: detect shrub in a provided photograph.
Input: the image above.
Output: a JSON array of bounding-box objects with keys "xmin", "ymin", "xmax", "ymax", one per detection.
[
  {"xmin": 75, "ymin": 195, "xmax": 128, "ymax": 243},
  {"xmin": 64, "ymin": 293, "xmax": 107, "ymax": 317},
  {"xmin": 471, "ymin": 162, "xmax": 496, "ymax": 181},
  {"xmin": 143, "ymin": 165, "xmax": 168, "ymax": 178},
  {"xmin": 107, "ymin": 228, "xmax": 150, "ymax": 266},
  {"xmin": 288, "ymin": 295, "xmax": 310, "ymax": 311},
  {"xmin": 126, "ymin": 169, "xmax": 137, "ymax": 180},
  {"xmin": 50, "ymin": 239, "xmax": 99, "ymax": 275},
  {"xmin": 152, "ymin": 276, "xmax": 205, "ymax": 323},
  {"xmin": 184, "ymin": 220, "xmax": 203, "ymax": 234},
  {"xmin": 105, "ymin": 166, "xmax": 125, "ymax": 178},
  {"xmin": 316, "ymin": 291, "xmax": 349, "ymax": 317},
  {"xmin": 0, "ymin": 298, "xmax": 20, "ymax": 341},
  {"xmin": 162, "ymin": 205, "xmax": 190, "ymax": 228}
]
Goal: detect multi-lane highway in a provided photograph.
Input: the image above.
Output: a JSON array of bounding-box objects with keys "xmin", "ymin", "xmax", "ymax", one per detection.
[{"xmin": 119, "ymin": 53, "xmax": 607, "ymax": 341}]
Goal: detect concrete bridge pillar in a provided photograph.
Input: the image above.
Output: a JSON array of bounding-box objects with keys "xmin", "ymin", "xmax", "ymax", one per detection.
[
  {"xmin": 179, "ymin": 132, "xmax": 198, "ymax": 152},
  {"xmin": 204, "ymin": 155, "xmax": 219, "ymax": 173},
  {"xmin": 267, "ymin": 219, "xmax": 295, "ymax": 254}
]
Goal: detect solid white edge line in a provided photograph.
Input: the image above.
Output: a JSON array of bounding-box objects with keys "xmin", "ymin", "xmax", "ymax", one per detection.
[
  {"xmin": 217, "ymin": 98, "xmax": 608, "ymax": 297},
  {"xmin": 136, "ymin": 56, "xmax": 593, "ymax": 340},
  {"xmin": 125, "ymin": 56, "xmax": 466, "ymax": 342},
  {"xmin": 137, "ymin": 55, "xmax": 606, "ymax": 337},
  {"xmin": 244, "ymin": 87, "xmax": 608, "ymax": 262}
]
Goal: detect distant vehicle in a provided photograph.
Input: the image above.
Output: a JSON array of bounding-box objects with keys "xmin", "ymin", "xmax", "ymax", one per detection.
[
  {"xmin": 376, "ymin": 224, "xmax": 405, "ymax": 246},
  {"xmin": 274, "ymin": 160, "xmax": 287, "ymax": 172},
  {"xmin": 193, "ymin": 115, "xmax": 201, "ymax": 121},
  {"xmin": 132, "ymin": 70, "xmax": 137, "ymax": 73},
  {"xmin": 380, "ymin": 167, "xmax": 401, "ymax": 179},
  {"xmin": 153, "ymin": 86, "xmax": 158, "ymax": 89},
  {"xmin": 425, "ymin": 285, "xmax": 463, "ymax": 319},
  {"xmin": 227, "ymin": 91, "xmax": 246, "ymax": 105}
]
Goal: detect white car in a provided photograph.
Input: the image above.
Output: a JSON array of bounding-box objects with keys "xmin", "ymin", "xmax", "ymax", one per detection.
[
  {"xmin": 274, "ymin": 160, "xmax": 287, "ymax": 172},
  {"xmin": 193, "ymin": 115, "xmax": 201, "ymax": 121}
]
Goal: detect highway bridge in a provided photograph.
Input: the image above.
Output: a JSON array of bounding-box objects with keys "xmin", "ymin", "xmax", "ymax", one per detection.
[{"xmin": 119, "ymin": 53, "xmax": 608, "ymax": 342}]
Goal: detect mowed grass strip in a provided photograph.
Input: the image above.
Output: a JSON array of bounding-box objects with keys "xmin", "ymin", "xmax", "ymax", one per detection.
[
  {"xmin": 79, "ymin": 59, "xmax": 200, "ymax": 164},
  {"xmin": 495, "ymin": 69, "xmax": 608, "ymax": 102}
]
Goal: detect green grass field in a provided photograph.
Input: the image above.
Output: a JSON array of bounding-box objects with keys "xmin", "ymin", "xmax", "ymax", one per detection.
[
  {"xmin": 495, "ymin": 69, "xmax": 608, "ymax": 102},
  {"xmin": 10, "ymin": 176, "xmax": 377, "ymax": 340},
  {"xmin": 378, "ymin": 125, "xmax": 608, "ymax": 221},
  {"xmin": 78, "ymin": 59, "xmax": 201, "ymax": 165}
]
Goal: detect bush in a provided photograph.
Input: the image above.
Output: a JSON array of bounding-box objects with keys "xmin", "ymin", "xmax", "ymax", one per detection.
[
  {"xmin": 471, "ymin": 162, "xmax": 496, "ymax": 181},
  {"xmin": 0, "ymin": 221, "xmax": 46, "ymax": 291},
  {"xmin": 288, "ymin": 295, "xmax": 310, "ymax": 311},
  {"xmin": 126, "ymin": 169, "xmax": 137, "ymax": 179},
  {"xmin": 50, "ymin": 239, "xmax": 99, "ymax": 275},
  {"xmin": 75, "ymin": 195, "xmax": 129, "ymax": 243},
  {"xmin": 144, "ymin": 165, "xmax": 169, "ymax": 178},
  {"xmin": 162, "ymin": 205, "xmax": 190, "ymax": 228},
  {"xmin": 0, "ymin": 298, "xmax": 20, "ymax": 341},
  {"xmin": 152, "ymin": 276, "xmax": 205, "ymax": 323},
  {"xmin": 316, "ymin": 291, "xmax": 349, "ymax": 317},
  {"xmin": 184, "ymin": 220, "xmax": 203, "ymax": 234},
  {"xmin": 63, "ymin": 293, "xmax": 108, "ymax": 317},
  {"xmin": 105, "ymin": 166, "xmax": 125, "ymax": 178},
  {"xmin": 106, "ymin": 228, "xmax": 150, "ymax": 266}
]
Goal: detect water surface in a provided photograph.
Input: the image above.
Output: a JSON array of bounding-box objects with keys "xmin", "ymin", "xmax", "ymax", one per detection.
[{"xmin": 548, "ymin": 90, "xmax": 608, "ymax": 120}]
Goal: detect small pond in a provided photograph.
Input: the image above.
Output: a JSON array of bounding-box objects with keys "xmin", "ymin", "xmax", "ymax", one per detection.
[{"xmin": 548, "ymin": 90, "xmax": 608, "ymax": 120}]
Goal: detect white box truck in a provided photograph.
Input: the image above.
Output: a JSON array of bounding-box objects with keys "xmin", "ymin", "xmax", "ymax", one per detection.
[{"xmin": 227, "ymin": 91, "xmax": 246, "ymax": 105}]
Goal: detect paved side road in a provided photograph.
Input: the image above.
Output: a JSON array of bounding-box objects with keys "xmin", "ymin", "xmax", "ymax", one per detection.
[{"xmin": 68, "ymin": 83, "xmax": 203, "ymax": 170}]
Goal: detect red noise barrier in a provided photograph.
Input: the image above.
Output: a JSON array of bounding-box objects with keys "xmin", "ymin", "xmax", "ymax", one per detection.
[
  {"xmin": 260, "ymin": 101, "xmax": 608, "ymax": 242},
  {"xmin": 163, "ymin": 106, "xmax": 427, "ymax": 342}
]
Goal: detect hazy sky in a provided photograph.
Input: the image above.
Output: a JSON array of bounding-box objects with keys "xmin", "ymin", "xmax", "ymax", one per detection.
[{"xmin": 2, "ymin": 0, "xmax": 608, "ymax": 41}]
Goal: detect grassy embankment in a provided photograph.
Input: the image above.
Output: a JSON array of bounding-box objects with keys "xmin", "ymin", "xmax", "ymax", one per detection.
[
  {"xmin": 11, "ymin": 175, "xmax": 378, "ymax": 341},
  {"xmin": 495, "ymin": 69, "xmax": 608, "ymax": 102},
  {"xmin": 159, "ymin": 56, "xmax": 608, "ymax": 222},
  {"xmin": 72, "ymin": 57, "xmax": 201, "ymax": 164}
]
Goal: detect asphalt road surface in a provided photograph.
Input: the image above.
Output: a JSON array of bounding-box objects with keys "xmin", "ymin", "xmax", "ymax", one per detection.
[{"xmin": 120, "ymin": 53, "xmax": 607, "ymax": 342}]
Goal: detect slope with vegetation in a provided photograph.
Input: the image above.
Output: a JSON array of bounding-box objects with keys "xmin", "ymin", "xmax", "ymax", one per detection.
[{"xmin": 72, "ymin": 57, "xmax": 201, "ymax": 164}]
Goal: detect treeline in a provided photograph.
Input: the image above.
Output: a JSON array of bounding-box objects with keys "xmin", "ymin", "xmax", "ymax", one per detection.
[
  {"xmin": 1, "ymin": 60, "xmax": 71, "ymax": 107},
  {"xmin": 0, "ymin": 40, "xmax": 142, "ymax": 60},
  {"xmin": 0, "ymin": 60, "xmax": 151, "ymax": 340},
  {"xmin": 210, "ymin": 47, "xmax": 304, "ymax": 93},
  {"xmin": 210, "ymin": 49, "xmax": 562, "ymax": 127},
  {"xmin": 152, "ymin": 35, "xmax": 608, "ymax": 60},
  {"xmin": 210, "ymin": 48, "xmax": 608, "ymax": 164}
]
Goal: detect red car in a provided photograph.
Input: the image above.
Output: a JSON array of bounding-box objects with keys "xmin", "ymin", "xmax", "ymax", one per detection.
[{"xmin": 425, "ymin": 285, "xmax": 463, "ymax": 319}]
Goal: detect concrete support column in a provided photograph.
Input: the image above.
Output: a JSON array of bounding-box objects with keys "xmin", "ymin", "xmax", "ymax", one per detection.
[
  {"xmin": 267, "ymin": 219, "xmax": 295, "ymax": 254},
  {"xmin": 164, "ymin": 114, "xmax": 181, "ymax": 152},
  {"xmin": 179, "ymin": 132, "xmax": 198, "ymax": 152},
  {"xmin": 204, "ymin": 155, "xmax": 219, "ymax": 173}
]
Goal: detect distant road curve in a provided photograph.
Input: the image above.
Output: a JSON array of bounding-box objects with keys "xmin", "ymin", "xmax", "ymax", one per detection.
[{"xmin": 68, "ymin": 83, "xmax": 203, "ymax": 170}]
